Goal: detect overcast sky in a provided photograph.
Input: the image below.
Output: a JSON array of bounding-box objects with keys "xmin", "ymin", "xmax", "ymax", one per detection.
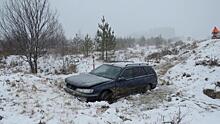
[
  {"xmin": 1, "ymin": 0, "xmax": 219, "ymax": 39},
  {"xmin": 49, "ymin": 0, "xmax": 220, "ymax": 39}
]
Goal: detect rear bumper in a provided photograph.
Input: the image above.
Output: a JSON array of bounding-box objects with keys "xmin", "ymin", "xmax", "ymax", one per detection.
[{"xmin": 64, "ymin": 87, "xmax": 99, "ymax": 101}]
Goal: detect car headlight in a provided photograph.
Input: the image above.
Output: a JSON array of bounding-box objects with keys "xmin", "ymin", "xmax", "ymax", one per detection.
[{"xmin": 76, "ymin": 88, "xmax": 94, "ymax": 93}]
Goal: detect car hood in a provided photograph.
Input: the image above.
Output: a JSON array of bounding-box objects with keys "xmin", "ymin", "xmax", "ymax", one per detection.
[{"xmin": 65, "ymin": 73, "xmax": 112, "ymax": 87}]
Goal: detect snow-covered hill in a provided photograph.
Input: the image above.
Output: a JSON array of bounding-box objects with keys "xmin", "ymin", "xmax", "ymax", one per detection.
[
  {"xmin": 0, "ymin": 39, "xmax": 220, "ymax": 124},
  {"xmin": 162, "ymin": 39, "xmax": 220, "ymax": 123}
]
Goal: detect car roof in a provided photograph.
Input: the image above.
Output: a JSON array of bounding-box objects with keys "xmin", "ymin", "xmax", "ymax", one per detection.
[{"xmin": 104, "ymin": 62, "xmax": 150, "ymax": 68}]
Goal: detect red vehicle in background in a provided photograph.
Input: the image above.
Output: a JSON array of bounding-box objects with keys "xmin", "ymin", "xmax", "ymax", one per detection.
[{"xmin": 212, "ymin": 27, "xmax": 220, "ymax": 39}]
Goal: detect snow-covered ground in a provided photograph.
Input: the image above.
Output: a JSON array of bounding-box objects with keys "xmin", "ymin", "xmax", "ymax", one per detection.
[
  {"xmin": 0, "ymin": 39, "xmax": 220, "ymax": 124},
  {"xmin": 162, "ymin": 39, "xmax": 220, "ymax": 123}
]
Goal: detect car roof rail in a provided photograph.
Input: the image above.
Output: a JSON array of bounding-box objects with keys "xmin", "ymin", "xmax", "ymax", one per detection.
[
  {"xmin": 107, "ymin": 61, "xmax": 134, "ymax": 63},
  {"xmin": 125, "ymin": 63, "xmax": 149, "ymax": 67}
]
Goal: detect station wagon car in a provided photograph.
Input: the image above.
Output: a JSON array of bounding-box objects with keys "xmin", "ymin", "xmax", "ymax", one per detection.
[{"xmin": 64, "ymin": 63, "xmax": 158, "ymax": 102}]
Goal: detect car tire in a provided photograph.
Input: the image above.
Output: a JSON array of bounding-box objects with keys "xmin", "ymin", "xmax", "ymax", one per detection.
[
  {"xmin": 150, "ymin": 84, "xmax": 156, "ymax": 89},
  {"xmin": 146, "ymin": 84, "xmax": 151, "ymax": 91},
  {"xmin": 140, "ymin": 84, "xmax": 151, "ymax": 93},
  {"xmin": 100, "ymin": 91, "xmax": 113, "ymax": 103}
]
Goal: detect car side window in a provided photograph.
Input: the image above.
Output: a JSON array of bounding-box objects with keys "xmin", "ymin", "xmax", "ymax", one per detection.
[
  {"xmin": 121, "ymin": 67, "xmax": 146, "ymax": 79},
  {"xmin": 144, "ymin": 66, "xmax": 155, "ymax": 75},
  {"xmin": 121, "ymin": 68, "xmax": 133, "ymax": 79},
  {"xmin": 133, "ymin": 67, "xmax": 146, "ymax": 77}
]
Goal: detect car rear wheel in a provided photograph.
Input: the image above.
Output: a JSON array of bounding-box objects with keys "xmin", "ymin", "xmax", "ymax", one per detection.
[
  {"xmin": 140, "ymin": 84, "xmax": 151, "ymax": 93},
  {"xmin": 146, "ymin": 84, "xmax": 151, "ymax": 91},
  {"xmin": 100, "ymin": 91, "xmax": 113, "ymax": 103},
  {"xmin": 150, "ymin": 84, "xmax": 156, "ymax": 89}
]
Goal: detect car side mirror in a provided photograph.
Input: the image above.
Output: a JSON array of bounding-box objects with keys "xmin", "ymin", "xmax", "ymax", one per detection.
[{"xmin": 118, "ymin": 77, "xmax": 126, "ymax": 81}]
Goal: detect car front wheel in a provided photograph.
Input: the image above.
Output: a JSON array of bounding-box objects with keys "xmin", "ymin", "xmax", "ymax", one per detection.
[{"xmin": 100, "ymin": 91, "xmax": 113, "ymax": 103}]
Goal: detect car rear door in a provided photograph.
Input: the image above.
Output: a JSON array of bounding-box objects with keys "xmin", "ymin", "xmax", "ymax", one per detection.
[
  {"xmin": 131, "ymin": 67, "xmax": 150, "ymax": 91},
  {"xmin": 116, "ymin": 67, "xmax": 147, "ymax": 96}
]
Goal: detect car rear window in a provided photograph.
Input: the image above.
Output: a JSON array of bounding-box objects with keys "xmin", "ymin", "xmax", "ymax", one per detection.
[
  {"xmin": 144, "ymin": 66, "xmax": 155, "ymax": 75},
  {"xmin": 121, "ymin": 67, "xmax": 147, "ymax": 79},
  {"xmin": 133, "ymin": 67, "xmax": 146, "ymax": 77}
]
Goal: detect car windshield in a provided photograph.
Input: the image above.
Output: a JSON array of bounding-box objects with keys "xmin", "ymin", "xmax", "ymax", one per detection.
[{"xmin": 90, "ymin": 64, "xmax": 122, "ymax": 80}]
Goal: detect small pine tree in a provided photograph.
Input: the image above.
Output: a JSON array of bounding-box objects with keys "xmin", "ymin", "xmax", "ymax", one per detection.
[
  {"xmin": 82, "ymin": 34, "xmax": 93, "ymax": 57},
  {"xmin": 96, "ymin": 16, "xmax": 116, "ymax": 61},
  {"xmin": 72, "ymin": 33, "xmax": 83, "ymax": 54}
]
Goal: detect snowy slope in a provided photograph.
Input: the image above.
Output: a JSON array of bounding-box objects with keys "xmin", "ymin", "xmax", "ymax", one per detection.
[{"xmin": 162, "ymin": 39, "xmax": 220, "ymax": 123}]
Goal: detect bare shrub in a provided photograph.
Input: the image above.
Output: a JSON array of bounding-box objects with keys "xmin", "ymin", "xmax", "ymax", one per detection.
[
  {"xmin": 67, "ymin": 64, "xmax": 77, "ymax": 73},
  {"xmin": 146, "ymin": 47, "xmax": 179, "ymax": 62},
  {"xmin": 163, "ymin": 107, "xmax": 187, "ymax": 124},
  {"xmin": 60, "ymin": 57, "xmax": 78, "ymax": 74},
  {"xmin": 9, "ymin": 61, "xmax": 18, "ymax": 67},
  {"xmin": 190, "ymin": 42, "xmax": 198, "ymax": 49},
  {"xmin": 195, "ymin": 58, "xmax": 220, "ymax": 67},
  {"xmin": 146, "ymin": 52, "xmax": 161, "ymax": 60},
  {"xmin": 174, "ymin": 40, "xmax": 184, "ymax": 46},
  {"xmin": 179, "ymin": 42, "xmax": 198, "ymax": 51}
]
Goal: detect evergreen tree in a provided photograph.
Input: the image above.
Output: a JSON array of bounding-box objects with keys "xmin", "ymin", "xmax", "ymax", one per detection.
[
  {"xmin": 72, "ymin": 33, "xmax": 83, "ymax": 54},
  {"xmin": 96, "ymin": 16, "xmax": 116, "ymax": 61},
  {"xmin": 82, "ymin": 34, "xmax": 93, "ymax": 57}
]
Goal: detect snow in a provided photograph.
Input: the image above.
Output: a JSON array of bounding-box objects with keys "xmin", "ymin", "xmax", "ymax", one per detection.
[
  {"xmin": 162, "ymin": 39, "xmax": 220, "ymax": 123},
  {"xmin": 1, "ymin": 39, "xmax": 220, "ymax": 123}
]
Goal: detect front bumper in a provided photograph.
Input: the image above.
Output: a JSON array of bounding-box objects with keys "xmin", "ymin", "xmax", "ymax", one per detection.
[{"xmin": 64, "ymin": 87, "xmax": 99, "ymax": 101}]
